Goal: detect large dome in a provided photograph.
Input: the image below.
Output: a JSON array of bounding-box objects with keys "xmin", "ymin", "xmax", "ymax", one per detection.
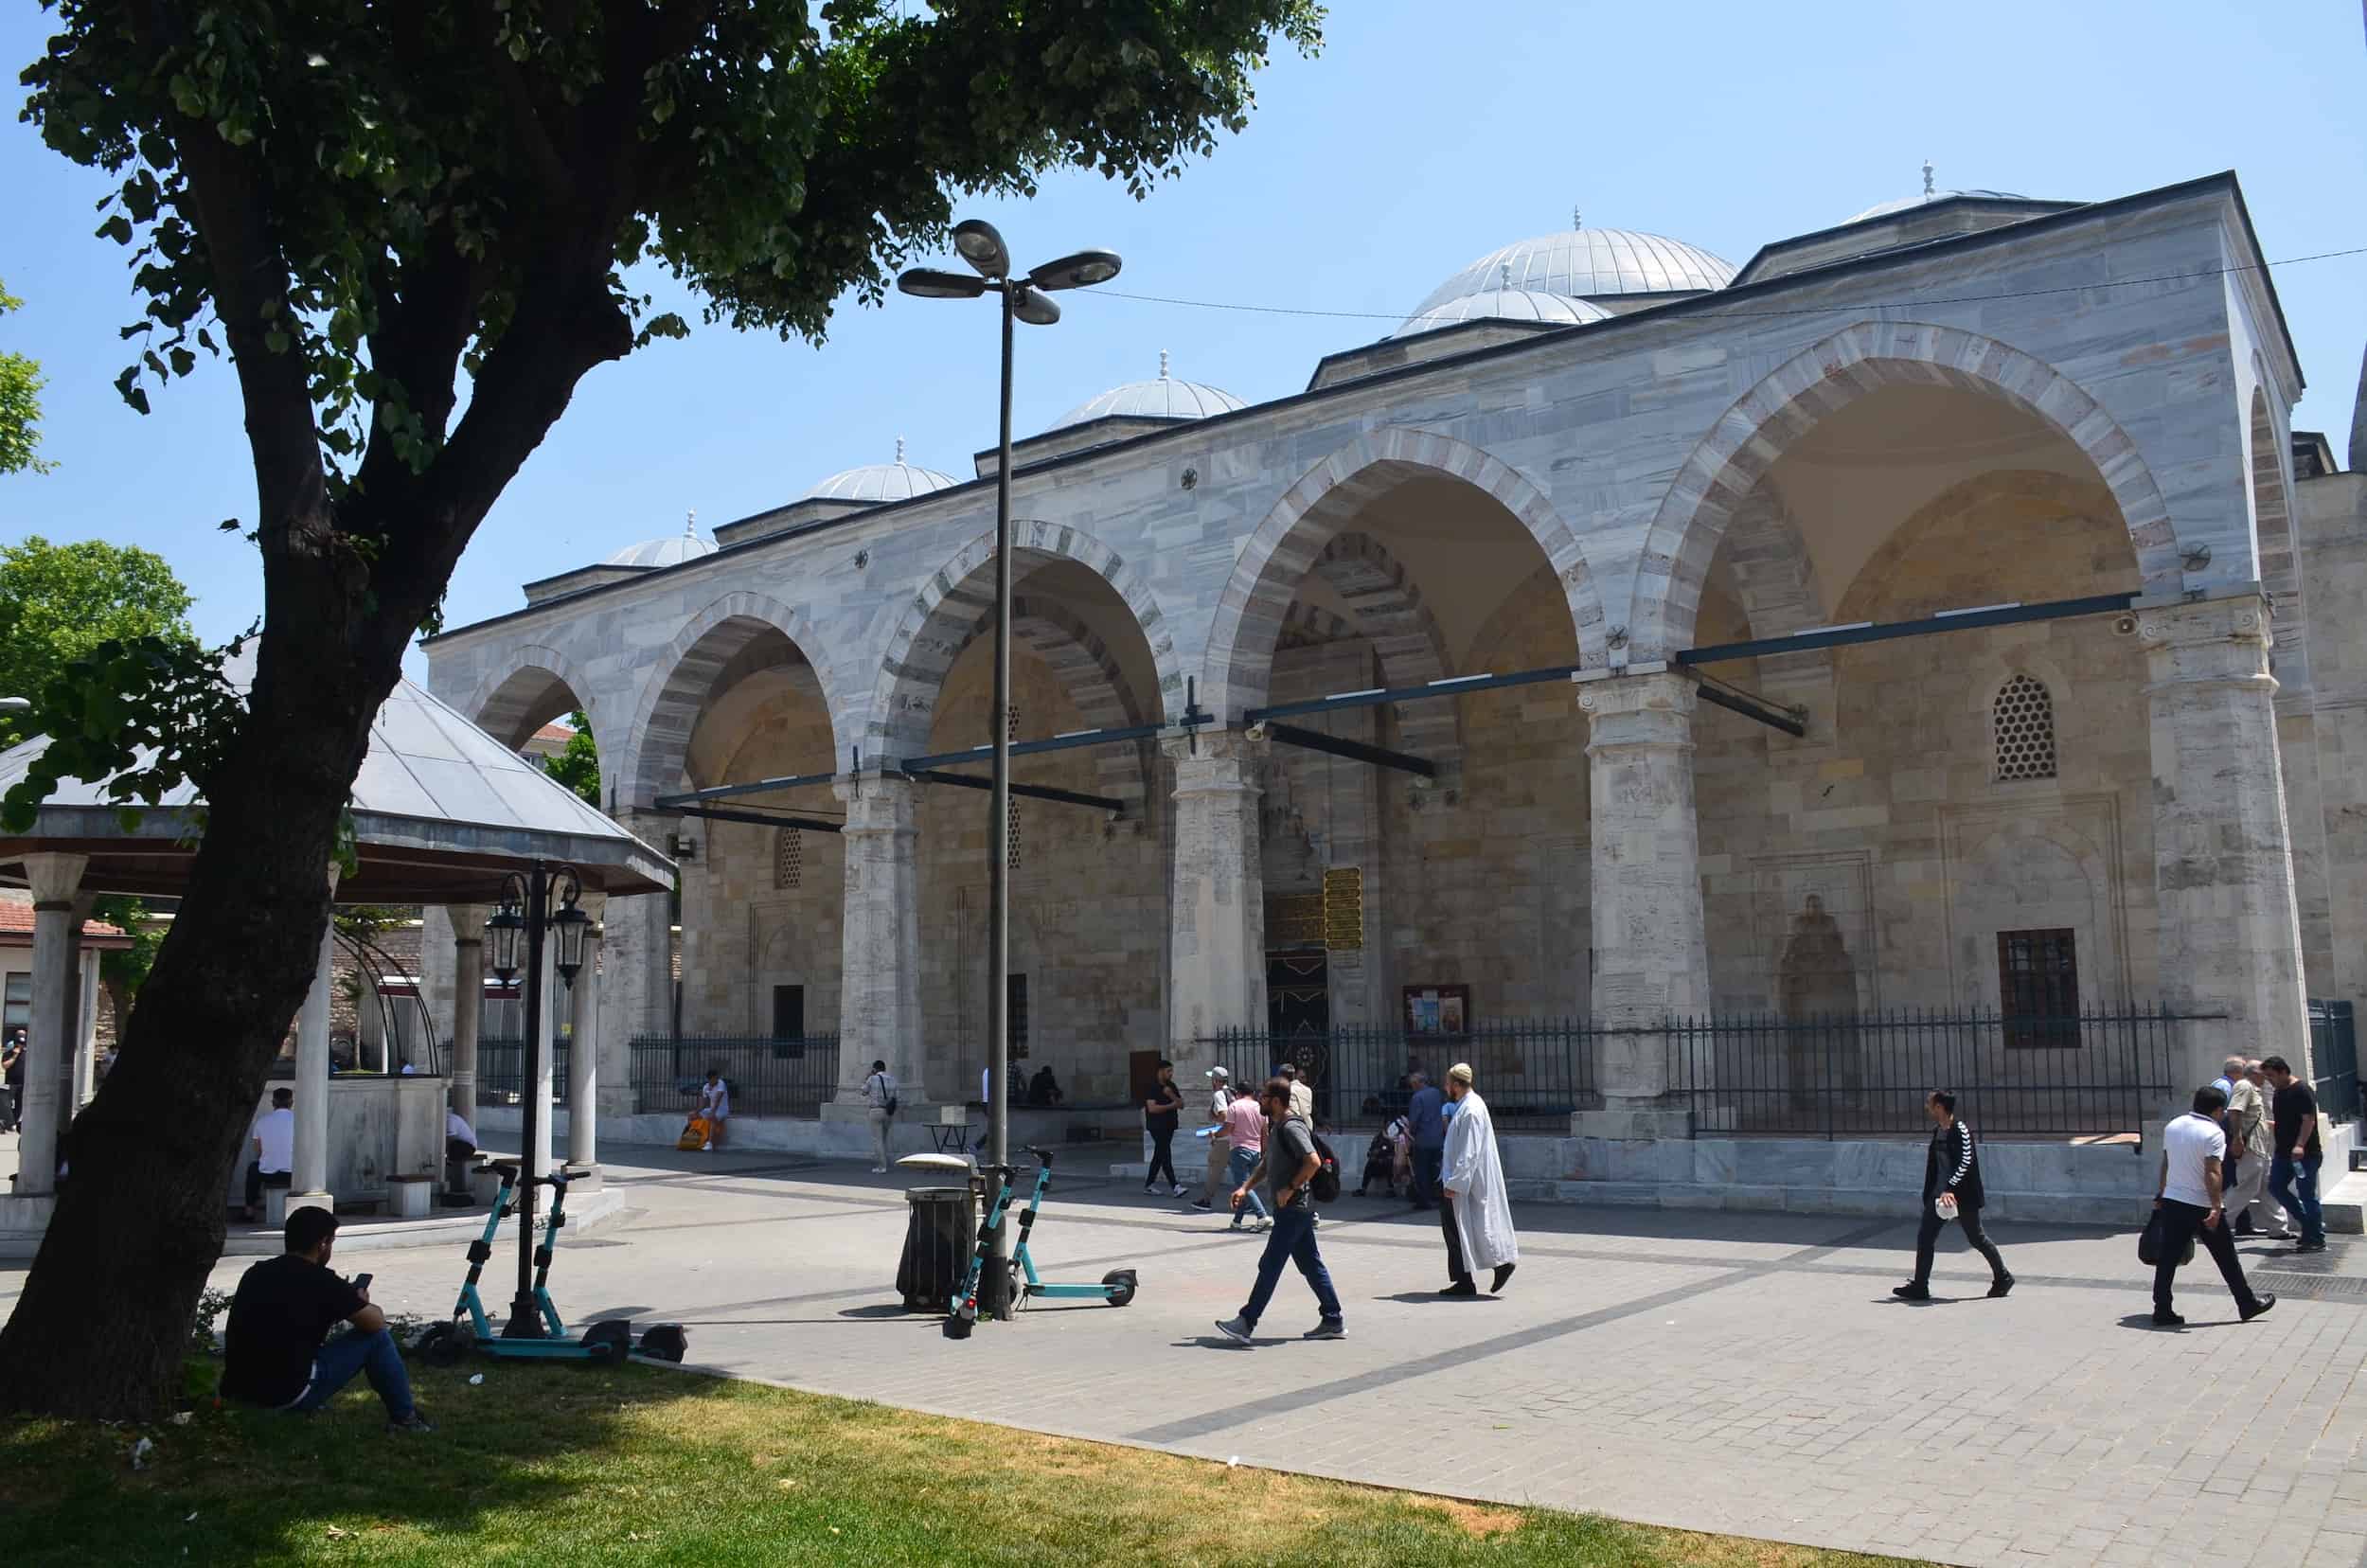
[
  {"xmin": 1410, "ymin": 221, "xmax": 1735, "ymax": 317},
  {"xmin": 606, "ymin": 514, "xmax": 717, "ymax": 568},
  {"xmin": 802, "ymin": 440, "xmax": 958, "ymax": 504},
  {"xmin": 1389, "ymin": 284, "xmax": 1612, "ymax": 340},
  {"xmin": 1049, "ymin": 353, "xmax": 1245, "ymax": 431}
]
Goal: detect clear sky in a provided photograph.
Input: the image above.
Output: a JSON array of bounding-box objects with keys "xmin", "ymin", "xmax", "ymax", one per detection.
[{"xmin": 3, "ymin": 1, "xmax": 2362, "ymax": 670}]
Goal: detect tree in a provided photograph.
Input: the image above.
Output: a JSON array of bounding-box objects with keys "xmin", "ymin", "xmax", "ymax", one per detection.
[
  {"xmin": 0, "ymin": 536, "xmax": 195, "ymax": 749},
  {"xmin": 0, "ymin": 0, "xmax": 1323, "ymax": 1417},
  {"xmin": 541, "ymin": 711, "xmax": 601, "ymax": 808},
  {"xmin": 0, "ymin": 278, "xmax": 56, "ymax": 475}
]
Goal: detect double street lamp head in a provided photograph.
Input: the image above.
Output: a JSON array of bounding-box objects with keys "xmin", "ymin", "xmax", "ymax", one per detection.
[
  {"xmin": 895, "ymin": 222, "xmax": 1121, "ymax": 323},
  {"xmin": 482, "ymin": 864, "xmax": 590, "ymax": 988}
]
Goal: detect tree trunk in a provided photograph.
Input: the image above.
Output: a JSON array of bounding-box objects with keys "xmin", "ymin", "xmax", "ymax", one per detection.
[{"xmin": 0, "ymin": 508, "xmax": 399, "ymax": 1419}]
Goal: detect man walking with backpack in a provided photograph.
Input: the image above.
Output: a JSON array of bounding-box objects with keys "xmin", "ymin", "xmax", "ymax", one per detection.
[
  {"xmin": 1215, "ymin": 1077, "xmax": 1343, "ymax": 1344},
  {"xmin": 862, "ymin": 1060, "xmax": 898, "ymax": 1173}
]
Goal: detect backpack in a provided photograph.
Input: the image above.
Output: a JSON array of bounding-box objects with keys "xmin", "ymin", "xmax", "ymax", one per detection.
[
  {"xmin": 873, "ymin": 1074, "xmax": 899, "ymax": 1116},
  {"xmin": 1307, "ymin": 1130, "xmax": 1343, "ymax": 1203}
]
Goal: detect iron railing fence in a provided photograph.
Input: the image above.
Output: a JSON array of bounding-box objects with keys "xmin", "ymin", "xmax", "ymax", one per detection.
[
  {"xmin": 627, "ymin": 1034, "xmax": 842, "ymax": 1117},
  {"xmin": 1662, "ymin": 1004, "xmax": 2206, "ymax": 1138},
  {"xmin": 472, "ymin": 1038, "xmax": 567, "ymax": 1107},
  {"xmin": 2310, "ymin": 999, "xmax": 2358, "ymax": 1123},
  {"xmin": 1195, "ymin": 1022, "xmax": 1601, "ymax": 1131}
]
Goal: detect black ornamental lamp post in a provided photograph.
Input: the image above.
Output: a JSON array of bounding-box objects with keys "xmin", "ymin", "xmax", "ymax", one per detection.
[
  {"xmin": 484, "ymin": 861, "xmax": 590, "ymax": 1336},
  {"xmin": 897, "ymin": 223, "xmax": 1120, "ymax": 1316}
]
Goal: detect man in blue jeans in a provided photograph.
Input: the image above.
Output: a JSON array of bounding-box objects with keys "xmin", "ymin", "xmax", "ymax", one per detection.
[
  {"xmin": 1405, "ymin": 1071, "xmax": 1445, "ymax": 1211},
  {"xmin": 221, "ymin": 1206, "xmax": 432, "ymax": 1431},
  {"xmin": 1215, "ymin": 1078, "xmax": 1343, "ymax": 1344},
  {"xmin": 2261, "ymin": 1055, "xmax": 2326, "ymax": 1253}
]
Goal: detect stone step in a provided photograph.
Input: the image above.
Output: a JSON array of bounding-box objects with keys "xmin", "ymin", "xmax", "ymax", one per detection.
[{"xmin": 2318, "ymin": 1169, "xmax": 2367, "ymax": 1235}]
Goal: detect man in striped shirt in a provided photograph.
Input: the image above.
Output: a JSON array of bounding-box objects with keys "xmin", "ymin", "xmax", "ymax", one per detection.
[{"xmin": 1894, "ymin": 1089, "xmax": 2014, "ymax": 1302}]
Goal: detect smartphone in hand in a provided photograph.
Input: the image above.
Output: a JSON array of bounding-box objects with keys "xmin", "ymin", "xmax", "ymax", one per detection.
[{"xmin": 352, "ymin": 1273, "xmax": 374, "ymax": 1292}]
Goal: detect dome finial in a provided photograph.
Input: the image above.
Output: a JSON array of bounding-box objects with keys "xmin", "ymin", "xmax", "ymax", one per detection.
[
  {"xmin": 1500, "ymin": 260, "xmax": 1513, "ymax": 290},
  {"xmin": 895, "ymin": 436, "xmax": 906, "ymax": 465},
  {"xmin": 1922, "ymin": 159, "xmax": 1934, "ymax": 198},
  {"xmin": 1158, "ymin": 348, "xmax": 1169, "ymax": 381},
  {"xmin": 685, "ymin": 508, "xmax": 697, "ymax": 538},
  {"xmin": 1572, "ymin": 204, "xmax": 1582, "ymax": 231}
]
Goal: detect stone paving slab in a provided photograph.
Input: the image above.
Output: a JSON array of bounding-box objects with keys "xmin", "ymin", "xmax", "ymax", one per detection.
[{"xmin": 8, "ymin": 1142, "xmax": 2367, "ymax": 1567}]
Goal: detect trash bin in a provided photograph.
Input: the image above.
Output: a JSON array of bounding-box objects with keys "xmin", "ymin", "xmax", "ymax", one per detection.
[{"xmin": 899, "ymin": 1185, "xmax": 976, "ymax": 1312}]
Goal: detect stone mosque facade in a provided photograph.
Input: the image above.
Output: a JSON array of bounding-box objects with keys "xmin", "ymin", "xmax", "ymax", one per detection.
[{"xmin": 422, "ymin": 170, "xmax": 2367, "ymax": 1167}]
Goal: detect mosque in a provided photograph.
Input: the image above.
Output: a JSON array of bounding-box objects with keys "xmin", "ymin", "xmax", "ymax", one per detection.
[{"xmin": 421, "ymin": 167, "xmax": 2367, "ymax": 1198}]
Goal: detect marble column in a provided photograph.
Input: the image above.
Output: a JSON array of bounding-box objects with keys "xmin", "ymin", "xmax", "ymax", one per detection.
[
  {"xmin": 445, "ymin": 903, "xmax": 488, "ymax": 1117},
  {"xmin": 1164, "ymin": 732, "xmax": 1268, "ymax": 1053},
  {"xmin": 72, "ymin": 935, "xmax": 98, "ymax": 1107},
  {"xmin": 835, "ymin": 774, "xmax": 924, "ymax": 1101},
  {"xmin": 13, "ymin": 852, "xmax": 86, "ymax": 1198},
  {"xmin": 565, "ymin": 905, "xmax": 602, "ymax": 1184},
  {"xmin": 2141, "ymin": 593, "xmax": 2311, "ymax": 1092},
  {"xmin": 529, "ymin": 930, "xmax": 559, "ymax": 1180},
  {"xmin": 288, "ymin": 868, "xmax": 342, "ymax": 1216},
  {"xmin": 1575, "ymin": 670, "xmax": 1707, "ymax": 1137},
  {"xmin": 596, "ymin": 869, "xmax": 671, "ymax": 1115}
]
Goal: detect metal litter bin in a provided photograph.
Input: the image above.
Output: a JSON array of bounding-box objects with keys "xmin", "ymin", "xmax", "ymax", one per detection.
[{"xmin": 898, "ymin": 1185, "xmax": 976, "ymax": 1312}]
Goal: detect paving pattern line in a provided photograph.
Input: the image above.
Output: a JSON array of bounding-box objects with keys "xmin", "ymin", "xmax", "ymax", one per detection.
[{"xmin": 1127, "ymin": 1217, "xmax": 1899, "ymax": 1444}]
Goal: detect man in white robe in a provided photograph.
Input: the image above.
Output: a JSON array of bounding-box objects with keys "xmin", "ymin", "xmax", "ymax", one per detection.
[{"xmin": 1438, "ymin": 1062, "xmax": 1518, "ymax": 1296}]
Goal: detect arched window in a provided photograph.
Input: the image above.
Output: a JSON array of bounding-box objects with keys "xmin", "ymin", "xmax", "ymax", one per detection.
[
  {"xmin": 774, "ymin": 827, "xmax": 801, "ymax": 890},
  {"xmin": 1992, "ymin": 674, "xmax": 2057, "ymax": 781}
]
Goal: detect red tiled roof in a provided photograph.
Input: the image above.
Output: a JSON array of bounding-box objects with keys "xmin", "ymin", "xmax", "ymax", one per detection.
[{"xmin": 0, "ymin": 890, "xmax": 130, "ymax": 943}]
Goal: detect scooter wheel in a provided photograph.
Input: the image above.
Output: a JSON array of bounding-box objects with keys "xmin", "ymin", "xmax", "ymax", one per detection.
[
  {"xmin": 636, "ymin": 1324, "xmax": 689, "ymax": 1363},
  {"xmin": 1102, "ymin": 1269, "xmax": 1137, "ymax": 1309},
  {"xmin": 941, "ymin": 1311, "xmax": 975, "ymax": 1341},
  {"xmin": 418, "ymin": 1324, "xmax": 469, "ymax": 1367},
  {"xmin": 580, "ymin": 1319, "xmax": 633, "ymax": 1365}
]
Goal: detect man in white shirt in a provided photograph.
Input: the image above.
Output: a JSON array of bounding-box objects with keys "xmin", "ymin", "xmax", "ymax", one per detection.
[
  {"xmin": 1195, "ymin": 1065, "xmax": 1235, "ymax": 1212},
  {"xmin": 444, "ymin": 1104, "xmax": 478, "ymax": 1192},
  {"xmin": 2152, "ymin": 1083, "xmax": 2276, "ymax": 1328},
  {"xmin": 243, "ymin": 1087, "xmax": 296, "ymax": 1221},
  {"xmin": 863, "ymin": 1060, "xmax": 897, "ymax": 1172}
]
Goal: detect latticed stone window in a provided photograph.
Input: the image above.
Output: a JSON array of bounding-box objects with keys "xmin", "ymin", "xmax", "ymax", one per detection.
[
  {"xmin": 1992, "ymin": 674, "xmax": 2057, "ymax": 781},
  {"xmin": 773, "ymin": 827, "xmax": 801, "ymax": 890},
  {"xmin": 1006, "ymin": 704, "xmax": 1023, "ymax": 868}
]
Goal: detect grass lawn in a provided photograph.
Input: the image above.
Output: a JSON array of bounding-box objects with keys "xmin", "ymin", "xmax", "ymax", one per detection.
[{"xmin": 2, "ymin": 1357, "xmax": 1925, "ymax": 1566}]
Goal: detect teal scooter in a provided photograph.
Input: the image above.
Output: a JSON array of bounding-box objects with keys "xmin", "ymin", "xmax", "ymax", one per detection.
[
  {"xmin": 417, "ymin": 1163, "xmax": 686, "ymax": 1366},
  {"xmin": 944, "ymin": 1147, "xmax": 1136, "ymax": 1339}
]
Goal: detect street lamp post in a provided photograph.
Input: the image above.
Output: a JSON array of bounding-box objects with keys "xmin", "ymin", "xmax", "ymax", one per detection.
[
  {"xmin": 899, "ymin": 223, "xmax": 1120, "ymax": 1318},
  {"xmin": 483, "ymin": 860, "xmax": 590, "ymax": 1337}
]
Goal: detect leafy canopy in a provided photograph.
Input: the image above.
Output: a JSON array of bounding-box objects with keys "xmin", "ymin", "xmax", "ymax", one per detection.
[
  {"xmin": 0, "ymin": 536, "xmax": 196, "ymax": 749},
  {"xmin": 540, "ymin": 711, "xmax": 601, "ymax": 809},
  {"xmin": 0, "ymin": 278, "xmax": 55, "ymax": 475}
]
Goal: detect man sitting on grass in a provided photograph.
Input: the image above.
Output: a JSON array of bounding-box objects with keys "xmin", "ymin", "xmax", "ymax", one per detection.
[{"xmin": 220, "ymin": 1206, "xmax": 433, "ymax": 1433}]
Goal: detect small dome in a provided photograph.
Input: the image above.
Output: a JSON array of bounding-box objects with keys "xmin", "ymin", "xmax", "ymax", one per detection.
[
  {"xmin": 1389, "ymin": 284, "xmax": 1612, "ymax": 340},
  {"xmin": 1049, "ymin": 352, "xmax": 1245, "ymax": 431},
  {"xmin": 606, "ymin": 512, "xmax": 717, "ymax": 568},
  {"xmin": 802, "ymin": 439, "xmax": 959, "ymax": 504},
  {"xmin": 1410, "ymin": 215, "xmax": 1735, "ymax": 317}
]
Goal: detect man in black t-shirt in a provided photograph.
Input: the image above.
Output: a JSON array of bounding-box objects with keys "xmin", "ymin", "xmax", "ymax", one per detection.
[
  {"xmin": 1214, "ymin": 1077, "xmax": 1344, "ymax": 1344},
  {"xmin": 221, "ymin": 1206, "xmax": 431, "ymax": 1431},
  {"xmin": 2260, "ymin": 1056, "xmax": 2325, "ymax": 1253}
]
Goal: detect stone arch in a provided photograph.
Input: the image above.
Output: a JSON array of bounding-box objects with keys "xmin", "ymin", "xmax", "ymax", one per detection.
[
  {"xmin": 863, "ymin": 521, "xmax": 1182, "ymax": 761},
  {"xmin": 1627, "ymin": 319, "xmax": 2181, "ymax": 657},
  {"xmin": 1309, "ymin": 531, "xmax": 1460, "ymax": 764},
  {"xmin": 620, "ymin": 592, "xmax": 845, "ymax": 811},
  {"xmin": 1202, "ymin": 427, "xmax": 1609, "ymax": 722},
  {"xmin": 462, "ymin": 644, "xmax": 608, "ymax": 755}
]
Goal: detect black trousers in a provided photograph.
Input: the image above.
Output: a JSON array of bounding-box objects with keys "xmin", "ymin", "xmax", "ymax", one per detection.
[
  {"xmin": 244, "ymin": 1163, "xmax": 292, "ymax": 1210},
  {"xmin": 1146, "ymin": 1127, "xmax": 1178, "ymax": 1187},
  {"xmin": 2154, "ymin": 1199, "xmax": 2262, "ymax": 1315},
  {"xmin": 1441, "ymin": 1192, "xmax": 1469, "ymax": 1284},
  {"xmin": 1912, "ymin": 1203, "xmax": 2009, "ymax": 1287}
]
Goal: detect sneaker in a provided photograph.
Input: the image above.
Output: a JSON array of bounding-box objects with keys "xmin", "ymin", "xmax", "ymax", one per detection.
[
  {"xmin": 1439, "ymin": 1279, "xmax": 1479, "ymax": 1298},
  {"xmin": 387, "ymin": 1411, "xmax": 436, "ymax": 1434},
  {"xmin": 1302, "ymin": 1318, "xmax": 1346, "ymax": 1341},
  {"xmin": 2297, "ymin": 1239, "xmax": 2328, "ymax": 1254},
  {"xmin": 1213, "ymin": 1315, "xmax": 1253, "ymax": 1345},
  {"xmin": 1171, "ymin": 1184, "xmax": 1190, "ymax": 1198},
  {"xmin": 2152, "ymin": 1309, "xmax": 2185, "ymax": 1327},
  {"xmin": 1491, "ymin": 1263, "xmax": 1517, "ymax": 1294},
  {"xmin": 1986, "ymin": 1275, "xmax": 2016, "ymax": 1299},
  {"xmin": 1191, "ymin": 1198, "xmax": 1212, "ymax": 1211},
  {"xmin": 1891, "ymin": 1283, "xmax": 1931, "ymax": 1302},
  {"xmin": 2241, "ymin": 1292, "xmax": 2279, "ymax": 1323},
  {"xmin": 1144, "ymin": 1185, "xmax": 1158, "ymax": 1195},
  {"xmin": 1255, "ymin": 1216, "xmax": 1273, "ymax": 1231}
]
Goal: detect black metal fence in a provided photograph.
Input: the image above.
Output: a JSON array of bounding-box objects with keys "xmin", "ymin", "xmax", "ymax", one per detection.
[
  {"xmin": 1196, "ymin": 1022, "xmax": 1601, "ymax": 1131},
  {"xmin": 2311, "ymin": 1000, "xmax": 2358, "ymax": 1123},
  {"xmin": 473, "ymin": 1038, "xmax": 568, "ymax": 1107},
  {"xmin": 627, "ymin": 1034, "xmax": 842, "ymax": 1117},
  {"xmin": 1663, "ymin": 1004, "xmax": 2201, "ymax": 1138}
]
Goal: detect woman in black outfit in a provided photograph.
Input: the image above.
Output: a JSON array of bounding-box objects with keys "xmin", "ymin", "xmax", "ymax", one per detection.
[{"xmin": 1143, "ymin": 1060, "xmax": 1184, "ymax": 1196}]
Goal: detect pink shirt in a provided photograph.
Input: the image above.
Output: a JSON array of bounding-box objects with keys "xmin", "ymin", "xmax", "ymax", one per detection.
[{"xmin": 1221, "ymin": 1096, "xmax": 1265, "ymax": 1153}]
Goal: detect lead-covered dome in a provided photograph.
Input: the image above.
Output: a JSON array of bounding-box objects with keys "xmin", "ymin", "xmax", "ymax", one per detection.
[
  {"xmin": 802, "ymin": 439, "xmax": 958, "ymax": 504},
  {"xmin": 1409, "ymin": 218, "xmax": 1735, "ymax": 318},
  {"xmin": 1049, "ymin": 352, "xmax": 1245, "ymax": 431},
  {"xmin": 1388, "ymin": 284, "xmax": 1611, "ymax": 340},
  {"xmin": 606, "ymin": 513, "xmax": 716, "ymax": 568}
]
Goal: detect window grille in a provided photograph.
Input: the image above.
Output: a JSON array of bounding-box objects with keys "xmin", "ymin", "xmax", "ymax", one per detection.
[
  {"xmin": 1993, "ymin": 673, "xmax": 2057, "ymax": 781},
  {"xmin": 1006, "ymin": 704, "xmax": 1022, "ymax": 868},
  {"xmin": 774, "ymin": 827, "xmax": 801, "ymax": 890},
  {"xmin": 1998, "ymin": 928, "xmax": 2079, "ymax": 1047}
]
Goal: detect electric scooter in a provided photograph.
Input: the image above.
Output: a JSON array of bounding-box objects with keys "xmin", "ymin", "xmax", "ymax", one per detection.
[
  {"xmin": 943, "ymin": 1147, "xmax": 1136, "ymax": 1339},
  {"xmin": 417, "ymin": 1162, "xmax": 687, "ymax": 1366}
]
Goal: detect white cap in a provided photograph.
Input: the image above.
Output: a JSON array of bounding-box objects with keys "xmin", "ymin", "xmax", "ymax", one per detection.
[{"xmin": 1207, "ymin": 1065, "xmax": 1230, "ymax": 1079}]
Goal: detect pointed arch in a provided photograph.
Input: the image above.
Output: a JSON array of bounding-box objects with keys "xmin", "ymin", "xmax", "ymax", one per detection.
[
  {"xmin": 462, "ymin": 644, "xmax": 608, "ymax": 755},
  {"xmin": 1202, "ymin": 427, "xmax": 1608, "ymax": 724},
  {"xmin": 620, "ymin": 591, "xmax": 845, "ymax": 811},
  {"xmin": 1309, "ymin": 531, "xmax": 1461, "ymax": 764},
  {"xmin": 1626, "ymin": 319, "xmax": 2182, "ymax": 657}
]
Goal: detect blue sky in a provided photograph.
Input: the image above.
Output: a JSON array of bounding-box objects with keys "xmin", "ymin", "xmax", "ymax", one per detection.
[{"xmin": 2, "ymin": 1, "xmax": 2362, "ymax": 668}]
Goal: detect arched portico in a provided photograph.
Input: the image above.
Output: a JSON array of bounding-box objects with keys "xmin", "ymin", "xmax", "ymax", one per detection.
[
  {"xmin": 620, "ymin": 591, "xmax": 847, "ymax": 812},
  {"xmin": 462, "ymin": 644, "xmax": 611, "ymax": 757},
  {"xmin": 1626, "ymin": 320, "xmax": 2184, "ymax": 658}
]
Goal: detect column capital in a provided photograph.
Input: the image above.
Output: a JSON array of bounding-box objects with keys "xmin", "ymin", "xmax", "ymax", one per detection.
[
  {"xmin": 1161, "ymin": 728, "xmax": 1267, "ymax": 773},
  {"xmin": 19, "ymin": 851, "xmax": 88, "ymax": 904},
  {"xmin": 1578, "ymin": 669, "xmax": 1697, "ymax": 750},
  {"xmin": 2139, "ymin": 594, "xmax": 2275, "ymax": 695},
  {"xmin": 833, "ymin": 771, "xmax": 917, "ymax": 833},
  {"xmin": 445, "ymin": 902, "xmax": 490, "ymax": 944}
]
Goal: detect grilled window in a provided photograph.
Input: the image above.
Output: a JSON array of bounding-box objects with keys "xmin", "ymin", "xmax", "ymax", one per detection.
[
  {"xmin": 1993, "ymin": 674, "xmax": 2058, "ymax": 781},
  {"xmin": 1998, "ymin": 928, "xmax": 2078, "ymax": 1047},
  {"xmin": 774, "ymin": 827, "xmax": 801, "ymax": 890}
]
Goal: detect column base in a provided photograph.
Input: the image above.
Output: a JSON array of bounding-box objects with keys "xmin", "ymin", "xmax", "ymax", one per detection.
[
  {"xmin": 561, "ymin": 1163, "xmax": 602, "ymax": 1194},
  {"xmin": 1572, "ymin": 1105, "xmax": 1695, "ymax": 1141},
  {"xmin": 284, "ymin": 1189, "xmax": 334, "ymax": 1218}
]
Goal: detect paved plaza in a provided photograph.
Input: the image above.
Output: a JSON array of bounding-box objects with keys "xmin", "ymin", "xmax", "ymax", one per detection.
[{"xmin": 8, "ymin": 1134, "xmax": 2367, "ymax": 1567}]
